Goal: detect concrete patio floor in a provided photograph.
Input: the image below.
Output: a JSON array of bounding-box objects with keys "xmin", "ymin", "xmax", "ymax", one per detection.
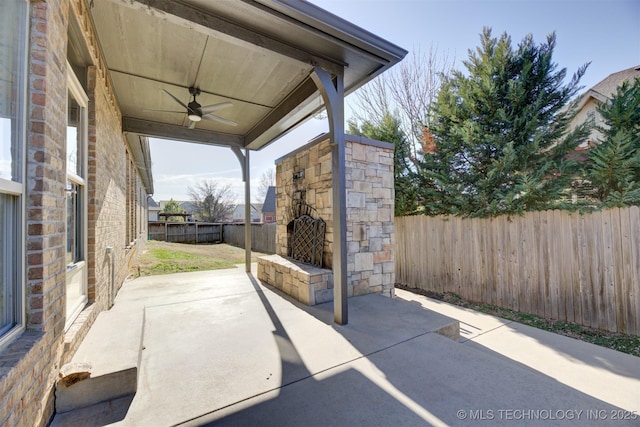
[{"xmin": 51, "ymin": 265, "xmax": 640, "ymax": 426}]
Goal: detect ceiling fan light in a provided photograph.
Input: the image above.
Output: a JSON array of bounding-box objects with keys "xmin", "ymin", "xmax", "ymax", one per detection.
[{"xmin": 188, "ymin": 113, "xmax": 202, "ymax": 122}]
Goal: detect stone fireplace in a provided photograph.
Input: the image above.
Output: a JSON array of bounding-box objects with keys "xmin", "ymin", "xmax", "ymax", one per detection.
[
  {"xmin": 257, "ymin": 133, "xmax": 395, "ymax": 305},
  {"xmin": 287, "ymin": 192, "xmax": 325, "ymax": 267}
]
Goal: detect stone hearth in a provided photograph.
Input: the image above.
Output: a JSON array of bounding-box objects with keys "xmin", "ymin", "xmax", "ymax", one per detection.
[{"xmin": 257, "ymin": 255, "xmax": 333, "ymax": 305}]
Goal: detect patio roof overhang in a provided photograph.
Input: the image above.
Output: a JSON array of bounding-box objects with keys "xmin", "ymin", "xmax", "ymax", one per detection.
[
  {"xmin": 87, "ymin": 0, "xmax": 407, "ymax": 153},
  {"xmin": 85, "ymin": 0, "xmax": 407, "ymax": 325}
]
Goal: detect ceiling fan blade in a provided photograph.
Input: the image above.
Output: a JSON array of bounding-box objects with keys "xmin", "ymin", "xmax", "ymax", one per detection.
[
  {"xmin": 188, "ymin": 120, "xmax": 197, "ymax": 129},
  {"xmin": 203, "ymin": 114, "xmax": 238, "ymax": 127},
  {"xmin": 162, "ymin": 89, "xmax": 190, "ymax": 111},
  {"xmin": 142, "ymin": 109, "xmax": 184, "ymax": 114},
  {"xmin": 200, "ymin": 102, "xmax": 233, "ymax": 114}
]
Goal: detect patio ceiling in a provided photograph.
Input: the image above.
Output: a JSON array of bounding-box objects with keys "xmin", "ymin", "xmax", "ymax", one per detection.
[{"xmin": 88, "ymin": 0, "xmax": 407, "ymax": 151}]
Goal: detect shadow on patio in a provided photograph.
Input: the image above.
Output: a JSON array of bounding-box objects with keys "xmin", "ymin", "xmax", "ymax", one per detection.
[{"xmin": 52, "ymin": 266, "xmax": 640, "ymax": 426}]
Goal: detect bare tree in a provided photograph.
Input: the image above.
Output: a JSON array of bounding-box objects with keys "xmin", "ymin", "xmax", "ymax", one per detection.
[
  {"xmin": 351, "ymin": 44, "xmax": 454, "ymax": 157},
  {"xmin": 256, "ymin": 168, "xmax": 275, "ymax": 202},
  {"xmin": 188, "ymin": 180, "xmax": 236, "ymax": 222}
]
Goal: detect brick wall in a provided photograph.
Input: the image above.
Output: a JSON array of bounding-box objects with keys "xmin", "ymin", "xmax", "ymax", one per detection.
[
  {"xmin": 88, "ymin": 65, "xmax": 127, "ymax": 308},
  {"xmin": 275, "ymin": 135, "xmax": 395, "ymax": 298},
  {"xmin": 0, "ymin": 1, "xmax": 149, "ymax": 425},
  {"xmin": 0, "ymin": 2, "xmax": 69, "ymax": 426}
]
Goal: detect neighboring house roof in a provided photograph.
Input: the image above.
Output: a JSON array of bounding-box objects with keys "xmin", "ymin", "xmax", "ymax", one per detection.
[
  {"xmin": 568, "ymin": 65, "xmax": 640, "ymax": 148},
  {"xmin": 179, "ymin": 201, "xmax": 198, "ymax": 214},
  {"xmin": 232, "ymin": 204, "xmax": 263, "ymax": 219},
  {"xmin": 147, "ymin": 196, "xmax": 160, "ymax": 210},
  {"xmin": 576, "ymin": 65, "xmax": 640, "ymax": 110},
  {"xmin": 262, "ymin": 186, "xmax": 276, "ymax": 213}
]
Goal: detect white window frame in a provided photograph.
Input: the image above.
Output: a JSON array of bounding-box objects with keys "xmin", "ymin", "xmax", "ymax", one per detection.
[
  {"xmin": 65, "ymin": 63, "xmax": 88, "ymax": 329},
  {"xmin": 0, "ymin": 0, "xmax": 28, "ymax": 348}
]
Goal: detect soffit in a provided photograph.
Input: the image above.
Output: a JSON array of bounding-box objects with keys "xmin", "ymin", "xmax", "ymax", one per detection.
[{"xmin": 89, "ymin": 0, "xmax": 407, "ymax": 150}]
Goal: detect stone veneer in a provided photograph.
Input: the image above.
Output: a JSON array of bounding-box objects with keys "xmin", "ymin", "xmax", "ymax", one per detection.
[
  {"xmin": 257, "ymin": 255, "xmax": 334, "ymax": 305},
  {"xmin": 258, "ymin": 134, "xmax": 395, "ymax": 304}
]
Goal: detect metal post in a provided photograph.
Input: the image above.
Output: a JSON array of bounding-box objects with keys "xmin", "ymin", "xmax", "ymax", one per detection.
[
  {"xmin": 311, "ymin": 67, "xmax": 347, "ymax": 325},
  {"xmin": 244, "ymin": 148, "xmax": 251, "ymax": 272},
  {"xmin": 230, "ymin": 146, "xmax": 252, "ymax": 272}
]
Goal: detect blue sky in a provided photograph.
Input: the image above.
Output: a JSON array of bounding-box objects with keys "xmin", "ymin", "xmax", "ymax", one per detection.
[{"xmin": 149, "ymin": 0, "xmax": 640, "ymax": 203}]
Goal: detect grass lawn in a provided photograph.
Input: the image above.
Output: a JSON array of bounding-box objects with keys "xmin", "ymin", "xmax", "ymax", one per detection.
[{"xmin": 129, "ymin": 240, "xmax": 266, "ymax": 277}]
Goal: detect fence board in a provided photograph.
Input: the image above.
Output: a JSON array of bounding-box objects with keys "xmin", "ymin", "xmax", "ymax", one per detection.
[
  {"xmin": 591, "ymin": 211, "xmax": 605, "ymax": 330},
  {"xmin": 568, "ymin": 211, "xmax": 581, "ymax": 324},
  {"xmin": 630, "ymin": 206, "xmax": 640, "ymax": 335},
  {"xmin": 550, "ymin": 210, "xmax": 561, "ymax": 320},
  {"xmin": 522, "ymin": 213, "xmax": 536, "ymax": 316},
  {"xmin": 221, "ymin": 223, "xmax": 276, "ymax": 254},
  {"xmin": 578, "ymin": 213, "xmax": 595, "ymax": 328},
  {"xmin": 476, "ymin": 218, "xmax": 488, "ymax": 303},
  {"xmin": 494, "ymin": 216, "xmax": 504, "ymax": 307},
  {"xmin": 431, "ymin": 216, "xmax": 440, "ymax": 290},
  {"xmin": 619, "ymin": 207, "xmax": 632, "ymax": 334},
  {"xmin": 395, "ymin": 207, "xmax": 640, "ymax": 335},
  {"xmin": 610, "ymin": 208, "xmax": 624, "ymax": 333},
  {"xmin": 148, "ymin": 221, "xmax": 222, "ymax": 244},
  {"xmin": 560, "ymin": 211, "xmax": 574, "ymax": 323},
  {"xmin": 600, "ymin": 210, "xmax": 616, "ymax": 331}
]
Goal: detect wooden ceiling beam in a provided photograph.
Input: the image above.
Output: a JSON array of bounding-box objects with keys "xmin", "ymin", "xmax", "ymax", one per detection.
[
  {"xmin": 123, "ymin": 117, "xmax": 245, "ymax": 148},
  {"xmin": 245, "ymin": 76, "xmax": 321, "ymax": 148}
]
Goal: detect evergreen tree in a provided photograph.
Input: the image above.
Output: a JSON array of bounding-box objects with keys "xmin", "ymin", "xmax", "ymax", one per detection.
[
  {"xmin": 348, "ymin": 113, "xmax": 419, "ymax": 215},
  {"xmin": 584, "ymin": 77, "xmax": 640, "ymax": 207},
  {"xmin": 162, "ymin": 198, "xmax": 184, "ymax": 222},
  {"xmin": 418, "ymin": 28, "xmax": 590, "ymax": 217}
]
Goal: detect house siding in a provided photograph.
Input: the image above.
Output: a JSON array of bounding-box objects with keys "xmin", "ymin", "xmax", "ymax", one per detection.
[
  {"xmin": 570, "ymin": 98, "xmax": 602, "ymax": 147},
  {"xmin": 0, "ymin": 1, "xmax": 150, "ymax": 425}
]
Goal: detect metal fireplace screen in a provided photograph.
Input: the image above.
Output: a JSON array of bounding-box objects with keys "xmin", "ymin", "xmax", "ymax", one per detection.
[{"xmin": 290, "ymin": 214, "xmax": 325, "ymax": 267}]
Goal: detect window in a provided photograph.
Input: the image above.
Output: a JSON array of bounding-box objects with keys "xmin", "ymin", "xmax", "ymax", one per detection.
[
  {"xmin": 66, "ymin": 64, "xmax": 88, "ymax": 328},
  {"xmin": 0, "ymin": 0, "xmax": 27, "ymax": 345}
]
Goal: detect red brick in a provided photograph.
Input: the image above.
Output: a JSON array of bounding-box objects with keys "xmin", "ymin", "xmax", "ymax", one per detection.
[{"xmin": 31, "ymin": 93, "xmax": 46, "ymax": 107}]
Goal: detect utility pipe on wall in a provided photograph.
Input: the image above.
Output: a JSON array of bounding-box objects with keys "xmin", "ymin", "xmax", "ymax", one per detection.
[{"xmin": 106, "ymin": 246, "xmax": 115, "ymax": 308}]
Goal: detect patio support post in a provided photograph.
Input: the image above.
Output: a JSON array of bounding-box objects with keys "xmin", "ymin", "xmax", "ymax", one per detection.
[
  {"xmin": 244, "ymin": 148, "xmax": 251, "ymax": 272},
  {"xmin": 231, "ymin": 146, "xmax": 252, "ymax": 272},
  {"xmin": 311, "ymin": 67, "xmax": 347, "ymax": 325}
]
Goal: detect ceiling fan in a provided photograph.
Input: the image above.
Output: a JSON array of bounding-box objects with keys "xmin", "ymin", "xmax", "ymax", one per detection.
[{"xmin": 158, "ymin": 86, "xmax": 237, "ymax": 129}]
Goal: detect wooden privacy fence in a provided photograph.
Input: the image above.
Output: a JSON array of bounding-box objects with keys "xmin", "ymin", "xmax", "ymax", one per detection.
[
  {"xmin": 222, "ymin": 223, "xmax": 276, "ymax": 254},
  {"xmin": 148, "ymin": 221, "xmax": 276, "ymax": 253},
  {"xmin": 395, "ymin": 207, "xmax": 640, "ymax": 335},
  {"xmin": 148, "ymin": 221, "xmax": 223, "ymax": 244}
]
